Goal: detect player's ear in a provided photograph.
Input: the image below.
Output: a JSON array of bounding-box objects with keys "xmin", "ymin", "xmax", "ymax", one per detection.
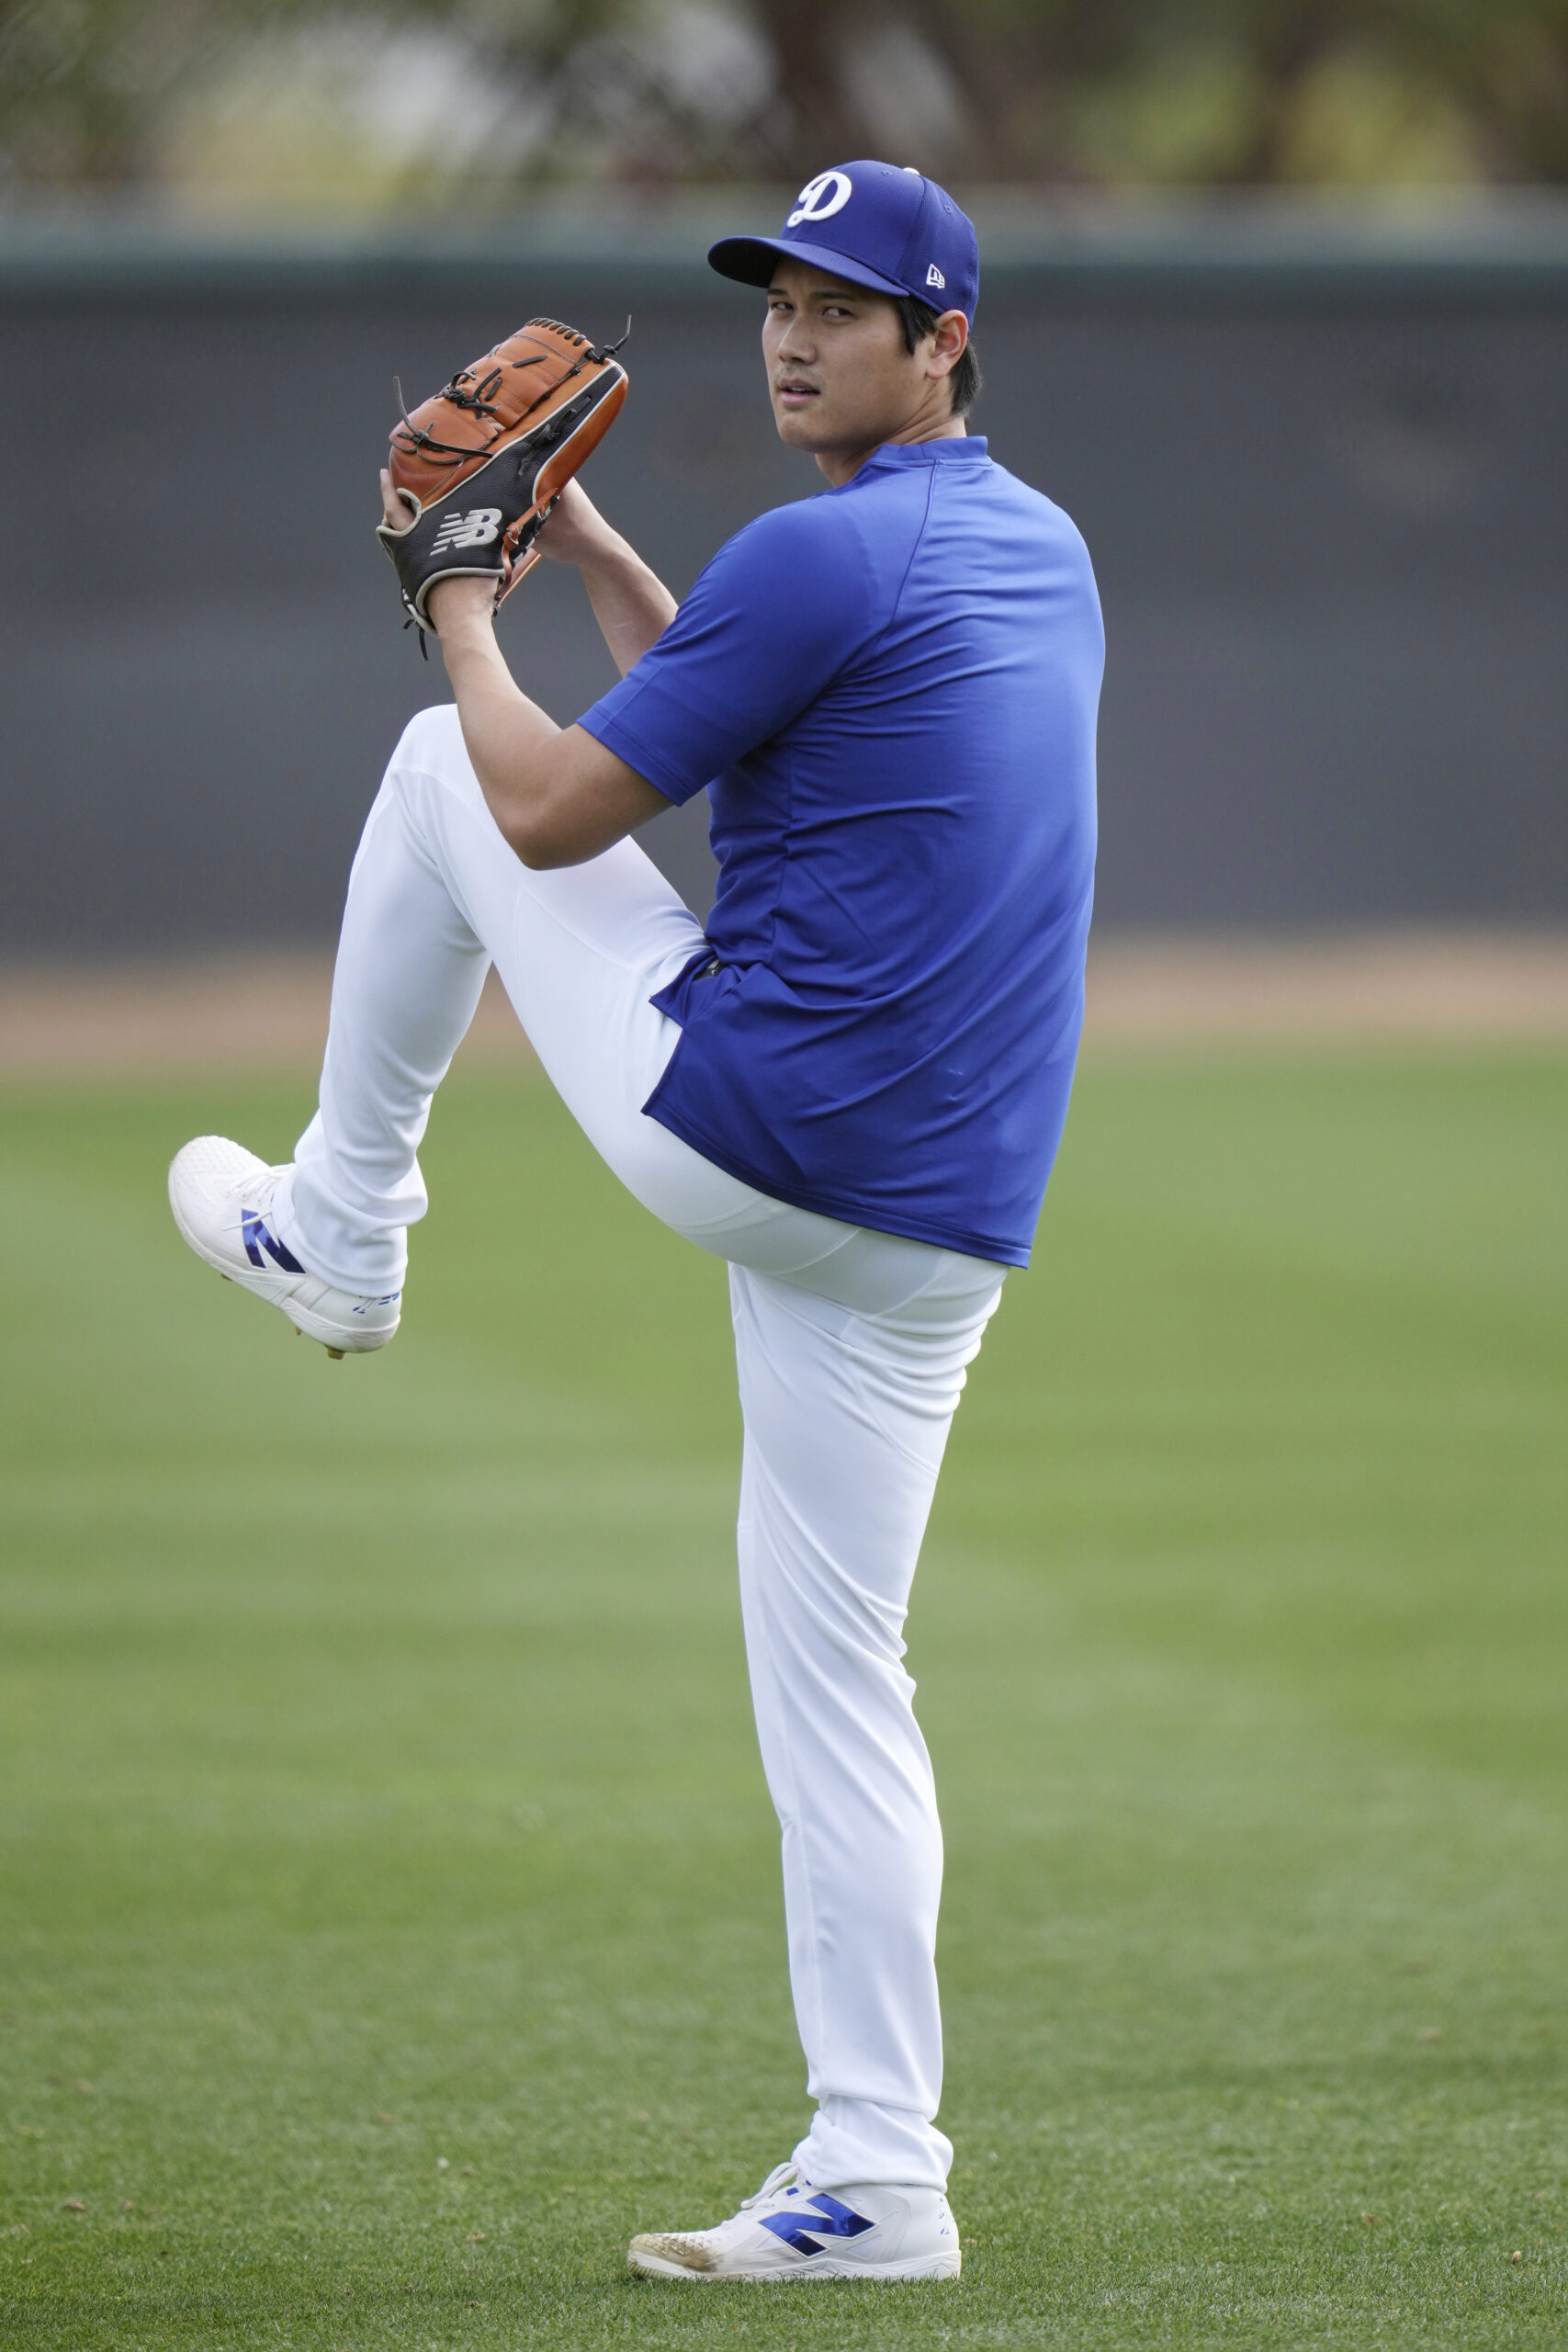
[{"xmin": 928, "ymin": 310, "xmax": 968, "ymax": 379}]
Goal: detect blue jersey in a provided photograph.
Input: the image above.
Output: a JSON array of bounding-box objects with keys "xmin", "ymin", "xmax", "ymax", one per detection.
[{"xmin": 579, "ymin": 435, "xmax": 1102, "ymax": 1269}]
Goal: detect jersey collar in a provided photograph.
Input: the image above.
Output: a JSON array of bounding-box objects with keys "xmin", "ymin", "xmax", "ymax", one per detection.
[{"xmin": 864, "ymin": 435, "xmax": 987, "ymax": 468}]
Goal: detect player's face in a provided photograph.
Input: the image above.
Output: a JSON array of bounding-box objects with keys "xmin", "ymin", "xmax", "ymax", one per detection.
[{"xmin": 762, "ymin": 261, "xmax": 965, "ymax": 481}]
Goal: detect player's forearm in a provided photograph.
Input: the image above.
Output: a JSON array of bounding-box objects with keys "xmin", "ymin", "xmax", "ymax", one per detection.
[
  {"xmin": 573, "ymin": 534, "xmax": 677, "ymax": 675},
  {"xmin": 430, "ymin": 579, "xmax": 667, "ymax": 869},
  {"xmin": 436, "ymin": 604, "xmax": 562, "ymax": 855},
  {"xmin": 537, "ymin": 487, "xmax": 676, "ymax": 675}
]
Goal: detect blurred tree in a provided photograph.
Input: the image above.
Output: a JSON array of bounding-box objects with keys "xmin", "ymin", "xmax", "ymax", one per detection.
[
  {"xmin": 0, "ymin": 0, "xmax": 206, "ymax": 182},
  {"xmin": 1, "ymin": 0, "xmax": 1564, "ymax": 197},
  {"xmin": 0, "ymin": 0, "xmax": 628, "ymax": 190},
  {"xmin": 873, "ymin": 0, "xmax": 1568, "ymax": 185}
]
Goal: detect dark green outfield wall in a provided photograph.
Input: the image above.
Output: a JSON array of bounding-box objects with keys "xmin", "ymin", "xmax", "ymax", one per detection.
[{"xmin": 2, "ymin": 203, "xmax": 1564, "ymax": 947}]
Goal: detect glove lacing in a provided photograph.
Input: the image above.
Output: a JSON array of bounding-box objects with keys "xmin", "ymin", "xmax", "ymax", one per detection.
[{"xmin": 390, "ymin": 318, "xmax": 631, "ymax": 473}]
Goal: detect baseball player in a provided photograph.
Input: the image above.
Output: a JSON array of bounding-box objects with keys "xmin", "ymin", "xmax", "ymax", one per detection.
[{"xmin": 169, "ymin": 161, "xmax": 1101, "ymax": 2284}]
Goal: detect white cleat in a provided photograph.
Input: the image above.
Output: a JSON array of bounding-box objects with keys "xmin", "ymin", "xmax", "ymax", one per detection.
[
  {"xmin": 626, "ymin": 2159, "xmax": 961, "ymax": 2284},
  {"xmin": 168, "ymin": 1136, "xmax": 400, "ymax": 1359}
]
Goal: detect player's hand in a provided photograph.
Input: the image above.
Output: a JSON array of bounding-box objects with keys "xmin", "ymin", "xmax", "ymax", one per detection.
[
  {"xmin": 536, "ymin": 480, "xmax": 615, "ymax": 567},
  {"xmin": 379, "ymin": 469, "xmax": 412, "ymax": 533},
  {"xmin": 379, "ymin": 471, "xmax": 494, "ymax": 638}
]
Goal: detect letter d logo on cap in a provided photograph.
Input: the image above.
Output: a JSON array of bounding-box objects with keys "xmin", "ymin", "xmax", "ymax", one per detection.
[{"xmin": 788, "ymin": 170, "xmax": 852, "ymax": 227}]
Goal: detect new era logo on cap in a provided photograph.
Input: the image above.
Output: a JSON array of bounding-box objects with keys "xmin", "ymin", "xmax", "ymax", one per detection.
[{"xmin": 707, "ymin": 159, "xmax": 979, "ymax": 322}]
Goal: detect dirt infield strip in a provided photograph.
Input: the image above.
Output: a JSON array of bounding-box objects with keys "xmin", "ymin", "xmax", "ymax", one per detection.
[{"xmin": 1, "ymin": 933, "xmax": 1565, "ymax": 1079}]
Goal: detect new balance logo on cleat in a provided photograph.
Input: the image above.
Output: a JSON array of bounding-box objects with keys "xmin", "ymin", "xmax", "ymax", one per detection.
[
  {"xmin": 759, "ymin": 2194, "xmax": 875, "ymax": 2256},
  {"xmin": 240, "ymin": 1209, "xmax": 304, "ymax": 1274},
  {"xmin": 430, "ymin": 506, "xmax": 503, "ymax": 553}
]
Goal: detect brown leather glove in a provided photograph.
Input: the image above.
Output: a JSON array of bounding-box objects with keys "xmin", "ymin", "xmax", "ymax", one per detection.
[{"xmin": 377, "ymin": 316, "xmax": 628, "ymax": 638}]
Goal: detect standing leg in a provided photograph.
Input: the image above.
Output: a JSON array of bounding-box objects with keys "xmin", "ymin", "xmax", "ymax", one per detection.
[
  {"xmin": 728, "ymin": 1242, "xmax": 1004, "ymax": 2192},
  {"xmin": 224, "ymin": 701, "xmax": 1005, "ymax": 2203}
]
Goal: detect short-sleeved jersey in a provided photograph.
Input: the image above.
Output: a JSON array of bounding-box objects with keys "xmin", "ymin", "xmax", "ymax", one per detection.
[{"xmin": 579, "ymin": 435, "xmax": 1102, "ymax": 1269}]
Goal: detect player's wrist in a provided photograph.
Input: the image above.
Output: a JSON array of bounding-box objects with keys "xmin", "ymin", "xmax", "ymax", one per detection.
[
  {"xmin": 425, "ymin": 574, "xmax": 499, "ymax": 640},
  {"xmin": 557, "ymin": 518, "xmax": 640, "ymax": 585},
  {"xmin": 536, "ymin": 481, "xmax": 619, "ymax": 570}
]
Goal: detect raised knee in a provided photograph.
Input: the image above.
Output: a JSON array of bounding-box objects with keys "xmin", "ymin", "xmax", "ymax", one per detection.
[{"xmin": 389, "ymin": 702, "xmax": 468, "ymax": 786}]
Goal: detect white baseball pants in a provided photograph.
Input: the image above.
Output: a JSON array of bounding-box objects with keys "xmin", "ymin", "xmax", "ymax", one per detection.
[{"xmin": 271, "ymin": 707, "xmax": 1004, "ymax": 2192}]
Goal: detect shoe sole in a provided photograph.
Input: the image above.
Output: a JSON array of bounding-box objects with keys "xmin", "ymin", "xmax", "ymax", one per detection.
[
  {"xmin": 626, "ymin": 2249, "xmax": 961, "ymax": 2284},
  {"xmin": 167, "ymin": 1174, "xmax": 392, "ymax": 1357}
]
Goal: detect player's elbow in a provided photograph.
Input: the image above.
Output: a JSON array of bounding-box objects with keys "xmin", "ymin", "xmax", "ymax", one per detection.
[
  {"xmin": 501, "ymin": 787, "xmax": 604, "ymax": 871},
  {"xmin": 494, "ymin": 730, "xmax": 660, "ymax": 869},
  {"xmin": 512, "ymin": 836, "xmax": 576, "ymax": 871},
  {"xmin": 492, "ymin": 754, "xmax": 580, "ymax": 867},
  {"xmin": 504, "ymin": 811, "xmax": 574, "ymax": 869}
]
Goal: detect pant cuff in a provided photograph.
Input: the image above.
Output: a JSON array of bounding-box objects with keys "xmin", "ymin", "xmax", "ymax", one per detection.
[{"xmin": 793, "ymin": 2096, "xmax": 952, "ymax": 2192}]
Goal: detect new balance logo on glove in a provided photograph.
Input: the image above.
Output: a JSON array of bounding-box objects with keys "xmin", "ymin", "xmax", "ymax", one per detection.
[{"xmin": 430, "ymin": 506, "xmax": 504, "ymax": 553}]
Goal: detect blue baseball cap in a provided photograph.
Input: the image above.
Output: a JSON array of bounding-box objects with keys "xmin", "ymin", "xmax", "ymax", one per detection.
[{"xmin": 709, "ymin": 161, "xmax": 979, "ymax": 322}]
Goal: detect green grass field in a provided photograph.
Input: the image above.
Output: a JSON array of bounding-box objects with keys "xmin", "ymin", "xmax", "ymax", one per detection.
[{"xmin": 2, "ymin": 1053, "xmax": 1565, "ymax": 2349}]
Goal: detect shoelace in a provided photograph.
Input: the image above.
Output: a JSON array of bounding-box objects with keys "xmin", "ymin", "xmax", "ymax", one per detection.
[
  {"xmin": 227, "ymin": 1165, "xmax": 286, "ymax": 1209},
  {"xmin": 739, "ymin": 2160, "xmax": 807, "ymax": 2210}
]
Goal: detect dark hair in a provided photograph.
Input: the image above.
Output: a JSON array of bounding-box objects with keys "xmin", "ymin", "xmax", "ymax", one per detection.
[{"xmin": 894, "ymin": 294, "xmax": 981, "ymax": 418}]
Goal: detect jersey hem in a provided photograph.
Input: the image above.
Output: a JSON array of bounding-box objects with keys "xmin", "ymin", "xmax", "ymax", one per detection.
[{"xmin": 641, "ymin": 1094, "xmax": 1032, "ymax": 1272}]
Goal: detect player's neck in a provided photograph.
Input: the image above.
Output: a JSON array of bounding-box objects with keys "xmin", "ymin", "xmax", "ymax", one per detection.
[{"xmin": 816, "ymin": 413, "xmax": 966, "ymax": 489}]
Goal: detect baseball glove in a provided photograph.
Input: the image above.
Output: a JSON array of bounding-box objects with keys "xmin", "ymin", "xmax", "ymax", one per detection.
[{"xmin": 377, "ymin": 316, "xmax": 628, "ymax": 639}]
